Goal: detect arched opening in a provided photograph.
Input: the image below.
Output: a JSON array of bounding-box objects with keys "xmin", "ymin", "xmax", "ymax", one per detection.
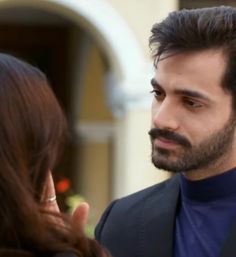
[{"xmin": 0, "ymin": 0, "xmax": 146, "ymax": 226}]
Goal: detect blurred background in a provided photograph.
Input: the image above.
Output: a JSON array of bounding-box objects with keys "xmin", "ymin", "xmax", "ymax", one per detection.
[{"xmin": 0, "ymin": 0, "xmax": 234, "ymax": 230}]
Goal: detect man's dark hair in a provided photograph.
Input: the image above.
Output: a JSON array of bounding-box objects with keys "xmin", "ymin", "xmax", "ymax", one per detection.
[{"xmin": 149, "ymin": 6, "xmax": 236, "ymax": 107}]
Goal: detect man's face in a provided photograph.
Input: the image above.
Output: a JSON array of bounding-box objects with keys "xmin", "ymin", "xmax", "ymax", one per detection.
[{"xmin": 150, "ymin": 49, "xmax": 236, "ymax": 175}]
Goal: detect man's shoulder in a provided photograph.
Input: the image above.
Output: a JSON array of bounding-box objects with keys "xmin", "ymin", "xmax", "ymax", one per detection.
[
  {"xmin": 98, "ymin": 174, "xmax": 180, "ymax": 222},
  {"xmin": 95, "ymin": 174, "xmax": 180, "ymax": 249}
]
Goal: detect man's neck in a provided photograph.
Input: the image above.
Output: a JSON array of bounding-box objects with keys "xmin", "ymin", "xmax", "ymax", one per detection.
[{"xmin": 182, "ymin": 152, "xmax": 236, "ymax": 181}]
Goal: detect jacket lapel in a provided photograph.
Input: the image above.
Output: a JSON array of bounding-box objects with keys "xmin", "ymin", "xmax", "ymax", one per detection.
[
  {"xmin": 140, "ymin": 175, "xmax": 180, "ymax": 257},
  {"xmin": 219, "ymin": 219, "xmax": 236, "ymax": 257}
]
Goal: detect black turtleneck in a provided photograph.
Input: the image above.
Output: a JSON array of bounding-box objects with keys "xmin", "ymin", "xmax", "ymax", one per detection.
[{"xmin": 175, "ymin": 167, "xmax": 236, "ymax": 257}]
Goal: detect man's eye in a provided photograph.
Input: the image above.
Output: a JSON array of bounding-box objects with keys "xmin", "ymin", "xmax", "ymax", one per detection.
[
  {"xmin": 184, "ymin": 99, "xmax": 203, "ymax": 108},
  {"xmin": 150, "ymin": 89, "xmax": 163, "ymax": 98}
]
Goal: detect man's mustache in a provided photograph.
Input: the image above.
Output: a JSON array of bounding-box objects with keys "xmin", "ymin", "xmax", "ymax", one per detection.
[{"xmin": 148, "ymin": 128, "xmax": 191, "ymax": 148}]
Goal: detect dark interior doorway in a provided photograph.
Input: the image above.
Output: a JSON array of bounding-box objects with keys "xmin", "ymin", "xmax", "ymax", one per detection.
[
  {"xmin": 0, "ymin": 25, "xmax": 70, "ymax": 108},
  {"xmin": 0, "ymin": 23, "xmax": 76, "ymax": 210}
]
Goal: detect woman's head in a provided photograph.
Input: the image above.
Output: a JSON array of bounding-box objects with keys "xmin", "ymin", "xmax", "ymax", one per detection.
[
  {"xmin": 0, "ymin": 53, "xmax": 67, "ymax": 201},
  {"xmin": 0, "ymin": 53, "xmax": 109, "ymax": 257},
  {"xmin": 0, "ymin": 53, "xmax": 67, "ymax": 247}
]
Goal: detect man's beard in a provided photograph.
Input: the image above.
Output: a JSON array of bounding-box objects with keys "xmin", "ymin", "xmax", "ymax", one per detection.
[{"xmin": 149, "ymin": 116, "xmax": 236, "ymax": 173}]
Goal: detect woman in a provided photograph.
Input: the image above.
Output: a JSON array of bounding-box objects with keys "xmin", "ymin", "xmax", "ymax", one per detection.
[{"xmin": 0, "ymin": 53, "xmax": 109, "ymax": 257}]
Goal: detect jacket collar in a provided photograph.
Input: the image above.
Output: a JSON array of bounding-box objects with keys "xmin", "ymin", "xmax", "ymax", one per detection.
[
  {"xmin": 219, "ymin": 219, "xmax": 236, "ymax": 257},
  {"xmin": 138, "ymin": 173, "xmax": 236, "ymax": 257},
  {"xmin": 140, "ymin": 174, "xmax": 180, "ymax": 257}
]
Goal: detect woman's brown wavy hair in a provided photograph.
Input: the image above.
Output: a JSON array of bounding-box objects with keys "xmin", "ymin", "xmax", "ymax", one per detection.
[{"xmin": 0, "ymin": 53, "xmax": 108, "ymax": 257}]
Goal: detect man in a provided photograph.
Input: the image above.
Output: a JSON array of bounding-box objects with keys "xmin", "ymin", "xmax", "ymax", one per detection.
[{"xmin": 95, "ymin": 6, "xmax": 236, "ymax": 257}]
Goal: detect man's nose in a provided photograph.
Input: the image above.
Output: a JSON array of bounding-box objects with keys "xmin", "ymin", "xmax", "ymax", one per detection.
[{"xmin": 152, "ymin": 100, "xmax": 179, "ymax": 131}]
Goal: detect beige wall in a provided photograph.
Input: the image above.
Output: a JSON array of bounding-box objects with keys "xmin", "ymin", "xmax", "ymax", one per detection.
[
  {"xmin": 80, "ymin": 44, "xmax": 113, "ymax": 122},
  {"xmin": 78, "ymin": 141, "xmax": 111, "ymax": 225},
  {"xmin": 77, "ymin": 41, "xmax": 113, "ymax": 225},
  {"xmin": 108, "ymin": 0, "xmax": 179, "ymax": 56}
]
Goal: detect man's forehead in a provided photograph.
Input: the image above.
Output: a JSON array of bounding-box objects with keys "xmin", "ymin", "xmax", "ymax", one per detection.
[{"xmin": 152, "ymin": 50, "xmax": 227, "ymax": 92}]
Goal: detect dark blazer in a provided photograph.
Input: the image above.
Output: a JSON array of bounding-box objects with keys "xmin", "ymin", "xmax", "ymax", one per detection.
[{"xmin": 95, "ymin": 174, "xmax": 236, "ymax": 257}]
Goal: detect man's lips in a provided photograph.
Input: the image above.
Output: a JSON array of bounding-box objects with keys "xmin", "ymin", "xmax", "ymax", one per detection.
[{"xmin": 153, "ymin": 137, "xmax": 179, "ymax": 149}]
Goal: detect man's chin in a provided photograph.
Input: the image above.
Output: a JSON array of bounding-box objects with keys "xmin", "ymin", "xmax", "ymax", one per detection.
[{"xmin": 151, "ymin": 155, "xmax": 182, "ymax": 173}]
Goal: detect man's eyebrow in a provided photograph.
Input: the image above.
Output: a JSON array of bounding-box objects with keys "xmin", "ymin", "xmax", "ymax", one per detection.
[
  {"xmin": 174, "ymin": 89, "xmax": 210, "ymax": 101},
  {"xmin": 150, "ymin": 78, "xmax": 160, "ymax": 87},
  {"xmin": 151, "ymin": 78, "xmax": 211, "ymax": 101}
]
